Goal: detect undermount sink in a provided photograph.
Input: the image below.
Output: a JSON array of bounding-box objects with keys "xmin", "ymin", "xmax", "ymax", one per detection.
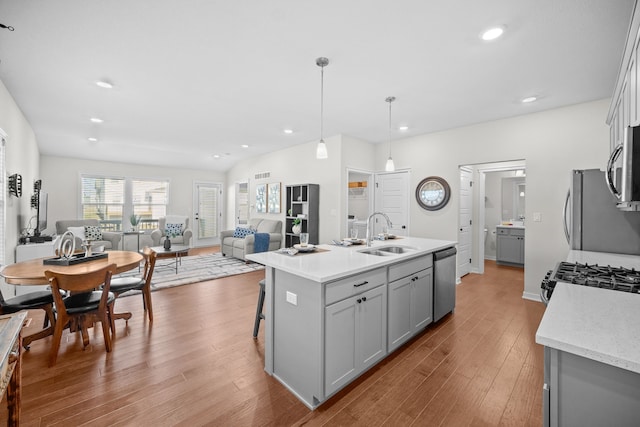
[
  {"xmin": 358, "ymin": 245, "xmax": 416, "ymax": 256},
  {"xmin": 358, "ymin": 248, "xmax": 391, "ymax": 256},
  {"xmin": 378, "ymin": 246, "xmax": 414, "ymax": 254}
]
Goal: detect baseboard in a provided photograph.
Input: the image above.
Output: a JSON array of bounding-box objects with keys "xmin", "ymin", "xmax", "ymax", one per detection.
[{"xmin": 522, "ymin": 291, "xmax": 542, "ymax": 302}]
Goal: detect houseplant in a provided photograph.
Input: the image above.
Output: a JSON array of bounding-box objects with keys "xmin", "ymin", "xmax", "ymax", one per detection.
[
  {"xmin": 292, "ymin": 218, "xmax": 302, "ymax": 235},
  {"xmin": 129, "ymin": 214, "xmax": 141, "ymax": 231}
]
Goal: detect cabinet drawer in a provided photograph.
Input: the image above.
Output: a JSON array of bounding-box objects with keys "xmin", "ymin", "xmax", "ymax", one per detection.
[
  {"xmin": 388, "ymin": 256, "xmax": 433, "ymax": 283},
  {"xmin": 325, "ymin": 268, "xmax": 386, "ymax": 305},
  {"xmin": 497, "ymin": 227, "xmax": 524, "ymax": 237}
]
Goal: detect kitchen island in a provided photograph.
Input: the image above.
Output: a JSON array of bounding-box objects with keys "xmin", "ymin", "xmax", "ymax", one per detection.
[
  {"xmin": 536, "ymin": 250, "xmax": 640, "ymax": 426},
  {"xmin": 246, "ymin": 236, "xmax": 456, "ymax": 409}
]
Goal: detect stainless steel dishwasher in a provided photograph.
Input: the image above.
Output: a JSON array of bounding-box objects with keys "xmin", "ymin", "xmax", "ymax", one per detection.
[{"xmin": 433, "ymin": 247, "xmax": 457, "ymax": 322}]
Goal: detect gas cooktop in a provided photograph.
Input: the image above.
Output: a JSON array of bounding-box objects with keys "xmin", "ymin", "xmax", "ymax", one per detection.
[{"xmin": 541, "ymin": 261, "xmax": 640, "ymax": 303}]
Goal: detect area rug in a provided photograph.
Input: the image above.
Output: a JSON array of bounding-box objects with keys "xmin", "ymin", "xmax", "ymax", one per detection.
[{"xmin": 116, "ymin": 253, "xmax": 264, "ymax": 294}]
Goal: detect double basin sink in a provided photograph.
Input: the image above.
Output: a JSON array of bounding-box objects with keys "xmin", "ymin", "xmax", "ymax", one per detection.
[{"xmin": 358, "ymin": 245, "xmax": 417, "ymax": 256}]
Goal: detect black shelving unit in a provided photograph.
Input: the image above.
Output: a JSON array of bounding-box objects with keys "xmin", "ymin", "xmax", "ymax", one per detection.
[{"xmin": 285, "ymin": 184, "xmax": 319, "ymax": 247}]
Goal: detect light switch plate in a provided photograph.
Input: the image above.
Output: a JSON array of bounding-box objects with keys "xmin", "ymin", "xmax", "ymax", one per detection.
[
  {"xmin": 286, "ymin": 291, "xmax": 297, "ymax": 306},
  {"xmin": 533, "ymin": 212, "xmax": 542, "ymax": 222}
]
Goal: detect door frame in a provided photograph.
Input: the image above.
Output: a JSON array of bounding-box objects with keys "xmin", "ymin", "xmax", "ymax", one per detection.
[
  {"xmin": 192, "ymin": 181, "xmax": 223, "ymax": 248},
  {"xmin": 345, "ymin": 168, "xmax": 375, "ymax": 237},
  {"xmin": 469, "ymin": 161, "xmax": 526, "ymax": 274}
]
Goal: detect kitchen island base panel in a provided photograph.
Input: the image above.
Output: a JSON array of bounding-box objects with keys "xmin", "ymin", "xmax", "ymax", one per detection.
[
  {"xmin": 273, "ymin": 269, "xmax": 323, "ymax": 408},
  {"xmin": 546, "ymin": 347, "xmax": 640, "ymax": 426}
]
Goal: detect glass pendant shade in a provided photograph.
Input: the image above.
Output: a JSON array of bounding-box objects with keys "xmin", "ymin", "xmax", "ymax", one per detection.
[
  {"xmin": 385, "ymin": 156, "xmax": 395, "ymax": 172},
  {"xmin": 316, "ymin": 140, "xmax": 328, "ymax": 159}
]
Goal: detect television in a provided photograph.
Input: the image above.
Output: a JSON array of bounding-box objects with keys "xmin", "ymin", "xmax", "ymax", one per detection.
[{"xmin": 35, "ymin": 192, "xmax": 47, "ymax": 237}]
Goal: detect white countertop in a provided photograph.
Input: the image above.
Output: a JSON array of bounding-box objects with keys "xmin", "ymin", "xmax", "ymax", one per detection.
[
  {"xmin": 246, "ymin": 236, "xmax": 456, "ymax": 283},
  {"xmin": 496, "ymin": 224, "xmax": 525, "ymax": 229},
  {"xmin": 536, "ymin": 249, "xmax": 640, "ymax": 374}
]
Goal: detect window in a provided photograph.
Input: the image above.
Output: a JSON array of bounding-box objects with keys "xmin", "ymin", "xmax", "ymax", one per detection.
[
  {"xmin": 131, "ymin": 179, "xmax": 168, "ymax": 231},
  {"xmin": 81, "ymin": 175, "xmax": 169, "ymax": 231},
  {"xmin": 0, "ymin": 132, "xmax": 5, "ymax": 266},
  {"xmin": 81, "ymin": 176, "xmax": 125, "ymax": 231}
]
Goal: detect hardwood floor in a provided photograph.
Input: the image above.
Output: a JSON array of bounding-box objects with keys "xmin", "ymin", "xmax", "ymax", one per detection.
[{"xmin": 1, "ymin": 254, "xmax": 545, "ymax": 426}]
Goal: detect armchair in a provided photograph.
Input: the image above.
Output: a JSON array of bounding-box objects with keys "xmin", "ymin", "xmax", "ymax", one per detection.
[
  {"xmin": 220, "ymin": 218, "xmax": 282, "ymax": 261},
  {"xmin": 151, "ymin": 216, "xmax": 193, "ymax": 247},
  {"xmin": 55, "ymin": 219, "xmax": 122, "ymax": 250}
]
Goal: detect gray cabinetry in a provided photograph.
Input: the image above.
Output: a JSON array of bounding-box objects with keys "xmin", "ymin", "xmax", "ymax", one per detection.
[
  {"xmin": 544, "ymin": 347, "xmax": 640, "ymax": 427},
  {"xmin": 285, "ymin": 184, "xmax": 319, "ymax": 247},
  {"xmin": 387, "ymin": 256, "xmax": 433, "ymax": 352},
  {"xmin": 325, "ymin": 283, "xmax": 387, "ymax": 396},
  {"xmin": 496, "ymin": 226, "xmax": 524, "ymax": 266}
]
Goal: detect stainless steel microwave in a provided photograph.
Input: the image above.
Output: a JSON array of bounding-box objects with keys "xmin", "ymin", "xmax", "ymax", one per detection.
[{"xmin": 607, "ymin": 125, "xmax": 640, "ymax": 211}]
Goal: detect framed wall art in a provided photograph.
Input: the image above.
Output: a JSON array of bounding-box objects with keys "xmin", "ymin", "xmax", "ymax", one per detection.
[
  {"xmin": 267, "ymin": 182, "xmax": 281, "ymax": 214},
  {"xmin": 256, "ymin": 183, "xmax": 267, "ymax": 213}
]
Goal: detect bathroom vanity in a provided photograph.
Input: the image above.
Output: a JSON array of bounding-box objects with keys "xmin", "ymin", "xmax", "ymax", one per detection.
[
  {"xmin": 496, "ymin": 225, "xmax": 525, "ymax": 266},
  {"xmin": 246, "ymin": 236, "xmax": 456, "ymax": 409}
]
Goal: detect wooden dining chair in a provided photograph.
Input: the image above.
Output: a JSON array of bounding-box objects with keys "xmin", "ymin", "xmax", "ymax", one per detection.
[
  {"xmin": 0, "ymin": 289, "xmax": 56, "ymax": 349},
  {"xmin": 109, "ymin": 247, "xmax": 157, "ymax": 323},
  {"xmin": 44, "ymin": 263, "xmax": 117, "ymax": 367}
]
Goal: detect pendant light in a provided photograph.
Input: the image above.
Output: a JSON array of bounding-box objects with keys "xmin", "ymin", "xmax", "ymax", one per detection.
[
  {"xmin": 316, "ymin": 57, "xmax": 329, "ymax": 159},
  {"xmin": 385, "ymin": 96, "xmax": 396, "ymax": 172}
]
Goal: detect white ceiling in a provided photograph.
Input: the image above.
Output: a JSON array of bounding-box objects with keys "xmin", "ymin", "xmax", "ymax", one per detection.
[{"xmin": 0, "ymin": 0, "xmax": 635, "ymax": 172}]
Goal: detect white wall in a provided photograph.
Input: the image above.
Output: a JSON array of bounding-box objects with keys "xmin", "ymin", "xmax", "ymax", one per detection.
[
  {"xmin": 0, "ymin": 80, "xmax": 41, "ymax": 263},
  {"xmin": 39, "ymin": 155, "xmax": 225, "ymax": 239},
  {"xmin": 225, "ymin": 135, "xmax": 343, "ymax": 243},
  {"xmin": 383, "ymin": 99, "xmax": 611, "ymax": 299}
]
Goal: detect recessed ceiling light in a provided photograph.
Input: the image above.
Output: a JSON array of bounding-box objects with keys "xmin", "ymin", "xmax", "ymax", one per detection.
[
  {"xmin": 481, "ymin": 27, "xmax": 504, "ymax": 41},
  {"xmin": 522, "ymin": 96, "xmax": 537, "ymax": 103},
  {"xmin": 399, "ymin": 126, "xmax": 409, "ymax": 131},
  {"xmin": 88, "ymin": 137, "xmax": 98, "ymax": 142},
  {"xmin": 212, "ymin": 154, "xmax": 220, "ymax": 159},
  {"xmin": 90, "ymin": 117, "xmax": 104, "ymax": 123},
  {"xmin": 283, "ymin": 129, "xmax": 293, "ymax": 134},
  {"xmin": 241, "ymin": 144, "xmax": 249, "ymax": 148},
  {"xmin": 95, "ymin": 80, "xmax": 113, "ymax": 89}
]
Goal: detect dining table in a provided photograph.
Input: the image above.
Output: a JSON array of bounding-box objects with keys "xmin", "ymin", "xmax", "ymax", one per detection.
[{"xmin": 0, "ymin": 250, "xmax": 143, "ymax": 347}]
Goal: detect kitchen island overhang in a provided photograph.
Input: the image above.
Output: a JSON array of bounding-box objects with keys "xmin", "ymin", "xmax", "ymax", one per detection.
[{"xmin": 247, "ymin": 237, "xmax": 457, "ymax": 409}]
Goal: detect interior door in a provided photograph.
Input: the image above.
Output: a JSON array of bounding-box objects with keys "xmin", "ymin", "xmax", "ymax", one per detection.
[
  {"xmin": 458, "ymin": 167, "xmax": 472, "ymax": 277},
  {"xmin": 235, "ymin": 181, "xmax": 249, "ymax": 226},
  {"xmin": 374, "ymin": 171, "xmax": 409, "ymax": 236},
  {"xmin": 192, "ymin": 182, "xmax": 222, "ymax": 247}
]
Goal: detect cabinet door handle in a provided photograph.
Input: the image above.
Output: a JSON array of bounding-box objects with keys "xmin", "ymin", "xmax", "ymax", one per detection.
[
  {"xmin": 362, "ymin": 296, "xmax": 367, "ymax": 302},
  {"xmin": 357, "ymin": 298, "xmax": 362, "ymax": 304},
  {"xmin": 353, "ymin": 281, "xmax": 369, "ymax": 288}
]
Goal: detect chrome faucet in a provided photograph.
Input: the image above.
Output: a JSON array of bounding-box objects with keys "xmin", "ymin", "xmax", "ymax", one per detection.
[{"xmin": 366, "ymin": 212, "xmax": 393, "ymax": 247}]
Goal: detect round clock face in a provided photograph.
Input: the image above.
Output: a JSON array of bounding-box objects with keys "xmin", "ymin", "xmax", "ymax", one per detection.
[{"xmin": 416, "ymin": 176, "xmax": 451, "ymax": 211}]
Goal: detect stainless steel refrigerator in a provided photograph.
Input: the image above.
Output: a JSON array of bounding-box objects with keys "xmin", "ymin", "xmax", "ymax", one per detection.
[{"xmin": 564, "ymin": 169, "xmax": 640, "ymax": 255}]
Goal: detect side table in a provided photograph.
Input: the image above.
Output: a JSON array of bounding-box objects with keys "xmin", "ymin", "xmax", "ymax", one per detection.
[{"xmin": 121, "ymin": 231, "xmax": 144, "ymax": 252}]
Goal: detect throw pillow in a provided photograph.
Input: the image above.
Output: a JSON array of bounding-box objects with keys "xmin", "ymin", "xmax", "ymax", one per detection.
[
  {"xmin": 84, "ymin": 225, "xmax": 103, "ymax": 241},
  {"xmin": 67, "ymin": 226, "xmax": 86, "ymax": 240},
  {"xmin": 233, "ymin": 227, "xmax": 255, "ymax": 238},
  {"xmin": 165, "ymin": 223, "xmax": 183, "ymax": 237}
]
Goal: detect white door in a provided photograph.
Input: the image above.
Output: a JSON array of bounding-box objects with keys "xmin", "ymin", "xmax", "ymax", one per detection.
[
  {"xmin": 235, "ymin": 181, "xmax": 249, "ymax": 226},
  {"xmin": 458, "ymin": 167, "xmax": 472, "ymax": 277},
  {"xmin": 374, "ymin": 171, "xmax": 409, "ymax": 236},
  {"xmin": 192, "ymin": 182, "xmax": 222, "ymax": 247}
]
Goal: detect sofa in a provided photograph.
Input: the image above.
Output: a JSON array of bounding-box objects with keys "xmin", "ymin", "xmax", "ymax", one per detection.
[
  {"xmin": 55, "ymin": 219, "xmax": 122, "ymax": 250},
  {"xmin": 151, "ymin": 216, "xmax": 193, "ymax": 247},
  {"xmin": 220, "ymin": 218, "xmax": 283, "ymax": 261}
]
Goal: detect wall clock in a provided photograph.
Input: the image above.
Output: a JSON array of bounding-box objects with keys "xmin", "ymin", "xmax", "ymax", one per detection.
[{"xmin": 416, "ymin": 176, "xmax": 451, "ymax": 211}]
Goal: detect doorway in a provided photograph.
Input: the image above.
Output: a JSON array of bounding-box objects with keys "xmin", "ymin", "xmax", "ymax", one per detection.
[
  {"xmin": 192, "ymin": 182, "xmax": 222, "ymax": 247},
  {"xmin": 458, "ymin": 160, "xmax": 526, "ymax": 275}
]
